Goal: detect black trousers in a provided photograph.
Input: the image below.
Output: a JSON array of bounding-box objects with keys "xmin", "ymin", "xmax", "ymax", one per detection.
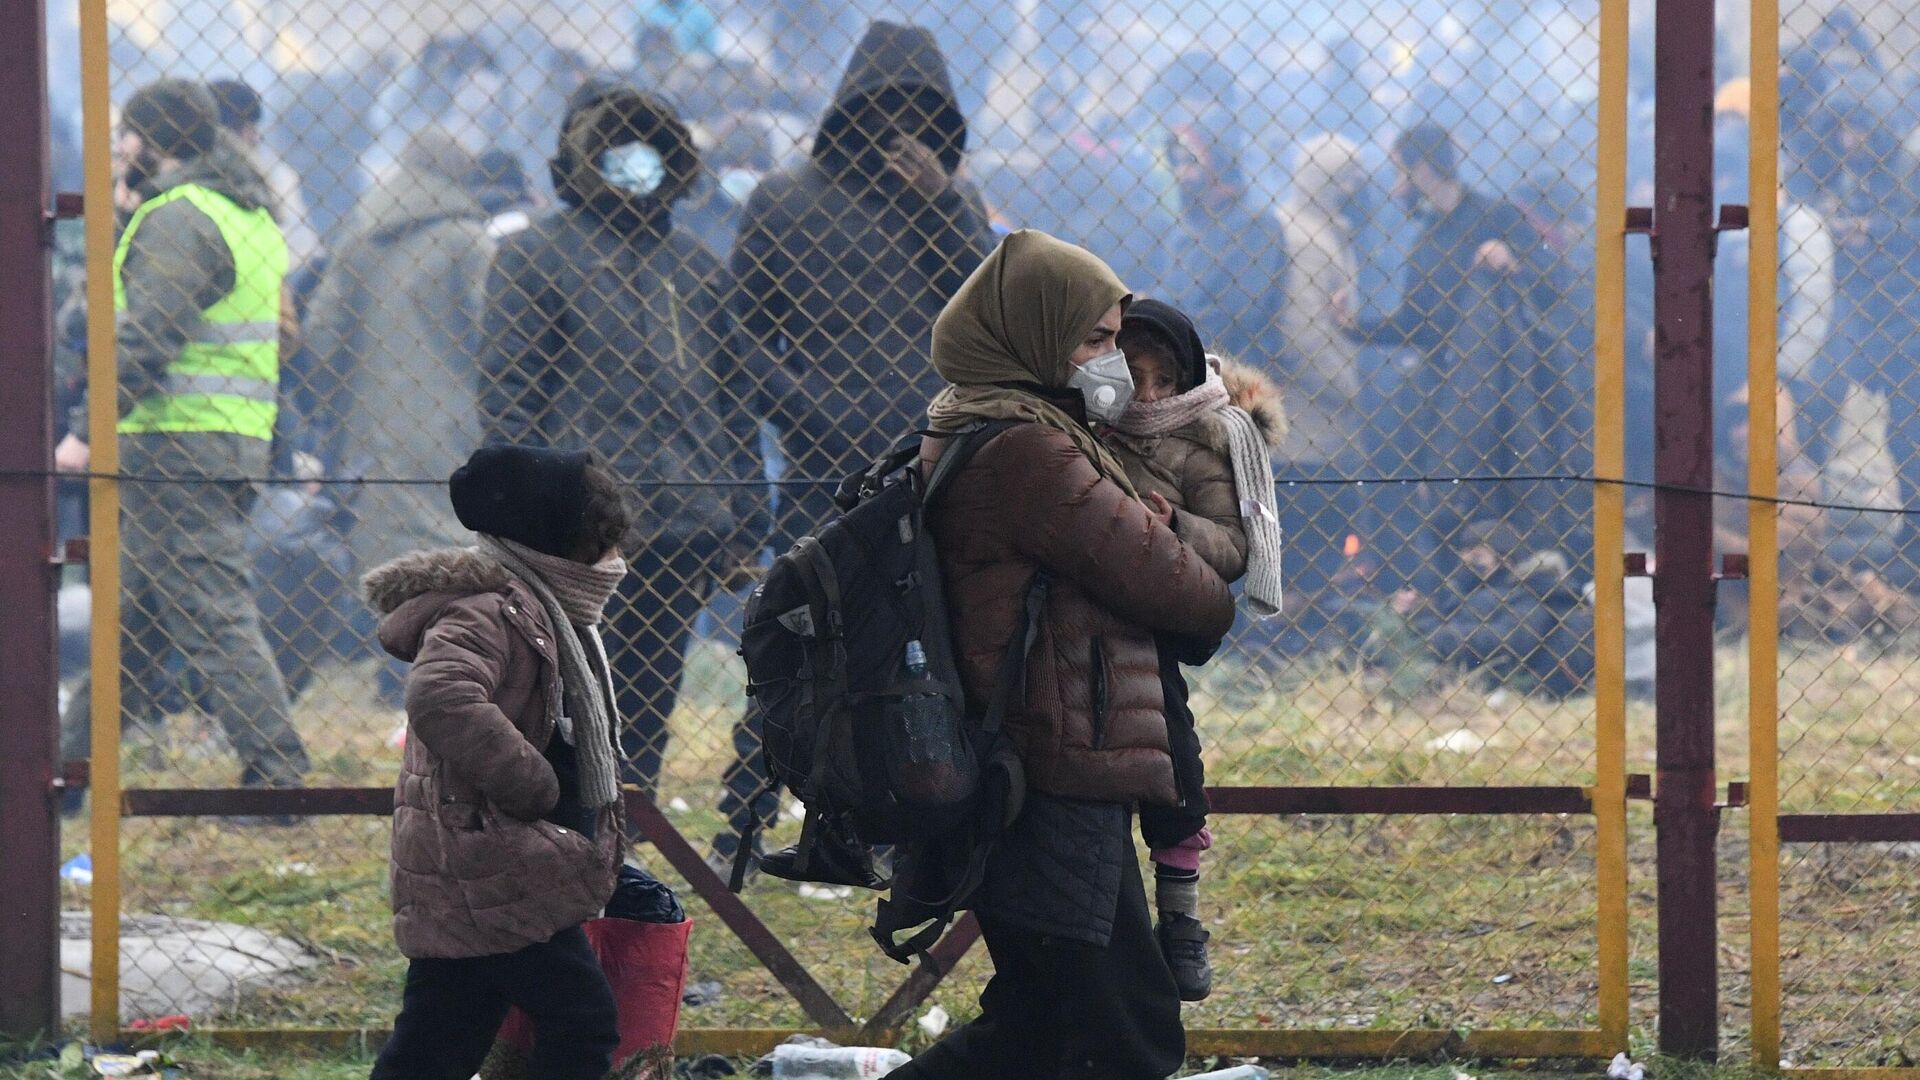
[
  {"xmin": 892, "ymin": 852, "xmax": 1186, "ymax": 1080},
  {"xmin": 369, "ymin": 926, "xmax": 618, "ymax": 1080}
]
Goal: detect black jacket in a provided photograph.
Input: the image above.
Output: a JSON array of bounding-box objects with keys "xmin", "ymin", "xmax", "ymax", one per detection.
[
  {"xmin": 479, "ymin": 91, "xmax": 765, "ymax": 557},
  {"xmin": 729, "ymin": 22, "xmax": 995, "ymax": 543}
]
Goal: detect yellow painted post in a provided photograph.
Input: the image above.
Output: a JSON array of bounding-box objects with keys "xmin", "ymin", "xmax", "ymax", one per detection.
[
  {"xmin": 1747, "ymin": 0, "xmax": 1783, "ymax": 1065},
  {"xmin": 1592, "ymin": 0, "xmax": 1632, "ymax": 1051},
  {"xmin": 79, "ymin": 0, "xmax": 121, "ymax": 1042}
]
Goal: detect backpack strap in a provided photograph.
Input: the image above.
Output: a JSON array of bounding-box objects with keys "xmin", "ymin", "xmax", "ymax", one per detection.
[{"xmin": 869, "ymin": 569, "xmax": 1051, "ymax": 964}]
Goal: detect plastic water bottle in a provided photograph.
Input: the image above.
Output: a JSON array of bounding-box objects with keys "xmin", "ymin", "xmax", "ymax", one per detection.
[
  {"xmin": 895, "ymin": 641, "xmax": 963, "ymax": 801},
  {"xmin": 1182, "ymin": 1068, "xmax": 1271, "ymax": 1080},
  {"xmin": 768, "ymin": 1044, "xmax": 912, "ymax": 1078}
]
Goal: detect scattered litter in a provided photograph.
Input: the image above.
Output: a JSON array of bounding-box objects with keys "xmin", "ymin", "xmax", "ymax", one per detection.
[
  {"xmin": 667, "ymin": 797, "xmax": 691, "ymax": 813},
  {"xmin": 90, "ymin": 1055, "xmax": 145, "ymax": 1077},
  {"xmin": 1492, "ymin": 972, "xmax": 1515, "ymax": 985},
  {"xmin": 270, "ymin": 862, "xmax": 316, "ymax": 878},
  {"xmin": 1607, "ymin": 1053, "xmax": 1647, "ymax": 1080},
  {"xmin": 1453, "ymin": 1070, "xmax": 1477, "ymax": 1080},
  {"xmin": 683, "ymin": 1054, "xmax": 738, "ymax": 1078},
  {"xmin": 60, "ymin": 854, "xmax": 93, "ymax": 886},
  {"xmin": 126, "ymin": 1015, "xmax": 190, "ymax": 1034},
  {"xmin": 797, "ymin": 883, "xmax": 854, "ymax": 901},
  {"xmin": 917, "ymin": 1004, "xmax": 949, "ymax": 1038},
  {"xmin": 1425, "ymin": 728, "xmax": 1486, "ymax": 753},
  {"xmin": 762, "ymin": 1043, "xmax": 909, "ymax": 1078},
  {"xmin": 1183, "ymin": 1067, "xmax": 1270, "ymax": 1080},
  {"xmin": 682, "ymin": 979, "xmax": 724, "ymax": 1008}
]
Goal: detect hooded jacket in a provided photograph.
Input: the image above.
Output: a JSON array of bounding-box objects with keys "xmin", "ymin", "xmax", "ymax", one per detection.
[
  {"xmin": 112, "ymin": 135, "xmax": 281, "ymax": 452},
  {"xmin": 480, "ymin": 89, "xmax": 765, "ymax": 557},
  {"xmin": 304, "ymin": 133, "xmax": 493, "ymax": 571},
  {"xmin": 365, "ymin": 547, "xmax": 622, "ymax": 959},
  {"xmin": 730, "ymin": 22, "xmax": 996, "ymax": 546},
  {"xmin": 1105, "ymin": 358, "xmax": 1288, "ymax": 582}
]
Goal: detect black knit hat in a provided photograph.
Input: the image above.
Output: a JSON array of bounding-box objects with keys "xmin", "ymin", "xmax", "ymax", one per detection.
[
  {"xmin": 123, "ymin": 79, "xmax": 222, "ymax": 160},
  {"xmin": 1121, "ymin": 298, "xmax": 1209, "ymax": 393},
  {"xmin": 449, "ymin": 446, "xmax": 593, "ymax": 559}
]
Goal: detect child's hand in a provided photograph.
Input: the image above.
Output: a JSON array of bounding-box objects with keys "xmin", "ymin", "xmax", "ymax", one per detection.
[{"xmin": 1145, "ymin": 491, "xmax": 1176, "ymax": 530}]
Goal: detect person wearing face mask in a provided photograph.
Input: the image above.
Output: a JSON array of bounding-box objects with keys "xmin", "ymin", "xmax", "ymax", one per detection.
[
  {"xmin": 60, "ymin": 78, "xmax": 312, "ymax": 804},
  {"xmin": 1333, "ymin": 122, "xmax": 1586, "ymax": 594},
  {"xmin": 888, "ymin": 231, "xmax": 1234, "ymax": 1079},
  {"xmin": 478, "ymin": 86, "xmax": 769, "ymax": 827}
]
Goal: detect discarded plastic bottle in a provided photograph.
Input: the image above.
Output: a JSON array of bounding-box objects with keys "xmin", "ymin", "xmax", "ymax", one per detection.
[
  {"xmin": 1182, "ymin": 1068, "xmax": 1271, "ymax": 1080},
  {"xmin": 768, "ymin": 1044, "xmax": 912, "ymax": 1078}
]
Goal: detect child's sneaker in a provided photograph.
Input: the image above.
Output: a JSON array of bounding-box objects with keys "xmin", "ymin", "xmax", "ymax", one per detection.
[{"xmin": 1157, "ymin": 913, "xmax": 1213, "ymax": 1001}]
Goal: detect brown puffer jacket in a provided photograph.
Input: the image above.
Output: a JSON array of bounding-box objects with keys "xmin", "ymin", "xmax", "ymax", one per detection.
[
  {"xmin": 364, "ymin": 547, "xmax": 621, "ymax": 960},
  {"xmin": 924, "ymin": 422, "xmax": 1235, "ymax": 806}
]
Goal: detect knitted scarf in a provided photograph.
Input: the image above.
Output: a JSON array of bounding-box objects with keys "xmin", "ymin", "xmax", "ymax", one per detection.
[
  {"xmin": 1113, "ymin": 371, "xmax": 1286, "ymax": 619},
  {"xmin": 478, "ymin": 535, "xmax": 625, "ymax": 809}
]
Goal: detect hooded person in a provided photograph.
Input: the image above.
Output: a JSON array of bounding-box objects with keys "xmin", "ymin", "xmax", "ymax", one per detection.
[
  {"xmin": 477, "ymin": 85, "xmax": 770, "ymax": 826},
  {"xmin": 884, "ymin": 231, "xmax": 1234, "ymax": 1080},
  {"xmin": 1162, "ymin": 118, "xmax": 1293, "ymax": 370},
  {"xmin": 305, "ymin": 128, "xmax": 493, "ymax": 590},
  {"xmin": 728, "ymin": 20, "xmax": 996, "ymax": 551},
  {"xmin": 60, "ymin": 78, "xmax": 311, "ymax": 797},
  {"xmin": 363, "ymin": 446, "xmax": 629, "ymax": 1080}
]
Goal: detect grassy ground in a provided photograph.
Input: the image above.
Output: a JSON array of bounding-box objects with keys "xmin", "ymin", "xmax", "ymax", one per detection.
[
  {"xmin": 0, "ymin": 1044, "xmax": 1786, "ymax": 1080},
  {"xmin": 53, "ymin": 632, "xmax": 1920, "ymax": 1067}
]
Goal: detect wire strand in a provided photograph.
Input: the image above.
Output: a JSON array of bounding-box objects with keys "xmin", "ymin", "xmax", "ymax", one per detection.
[{"xmin": 5, "ymin": 467, "xmax": 1915, "ymax": 517}]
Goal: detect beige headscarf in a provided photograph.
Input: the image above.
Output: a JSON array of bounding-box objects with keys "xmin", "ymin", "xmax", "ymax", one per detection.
[{"xmin": 926, "ymin": 229, "xmax": 1138, "ymax": 495}]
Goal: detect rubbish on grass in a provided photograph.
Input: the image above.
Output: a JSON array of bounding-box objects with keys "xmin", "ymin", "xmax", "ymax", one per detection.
[
  {"xmin": 1182, "ymin": 1067, "xmax": 1271, "ymax": 1080},
  {"xmin": 1608, "ymin": 1052, "xmax": 1648, "ymax": 1080},
  {"xmin": 60, "ymin": 854, "xmax": 92, "ymax": 886},
  {"xmin": 667, "ymin": 797, "xmax": 691, "ymax": 813},
  {"xmin": 682, "ymin": 980, "xmax": 724, "ymax": 1008},
  {"xmin": 126, "ymin": 1016, "xmax": 190, "ymax": 1034},
  {"xmin": 1424, "ymin": 728, "xmax": 1486, "ymax": 753},
  {"xmin": 1492, "ymin": 972, "xmax": 1515, "ymax": 984},
  {"xmin": 797, "ymin": 883, "xmax": 854, "ymax": 901},
  {"xmin": 916, "ymin": 1004, "xmax": 949, "ymax": 1038},
  {"xmin": 765, "ymin": 1044, "xmax": 910, "ymax": 1078}
]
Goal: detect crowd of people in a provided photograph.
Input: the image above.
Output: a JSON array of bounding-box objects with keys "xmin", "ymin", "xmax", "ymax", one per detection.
[{"xmin": 53, "ymin": 3, "xmax": 1920, "ymax": 824}]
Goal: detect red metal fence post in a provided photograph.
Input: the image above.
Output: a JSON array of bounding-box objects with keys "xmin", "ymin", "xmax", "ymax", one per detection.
[
  {"xmin": 1651, "ymin": 0, "xmax": 1723, "ymax": 1057},
  {"xmin": 0, "ymin": 0, "xmax": 61, "ymax": 1043}
]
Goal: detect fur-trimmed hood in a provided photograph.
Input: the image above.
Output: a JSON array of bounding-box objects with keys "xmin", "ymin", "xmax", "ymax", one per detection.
[
  {"xmin": 1217, "ymin": 356, "xmax": 1288, "ymax": 449},
  {"xmin": 364, "ymin": 547, "xmax": 522, "ymax": 663}
]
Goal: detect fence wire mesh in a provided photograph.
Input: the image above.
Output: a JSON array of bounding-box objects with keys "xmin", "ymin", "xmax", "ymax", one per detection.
[
  {"xmin": 1753, "ymin": 0, "xmax": 1920, "ymax": 1065},
  {"xmin": 48, "ymin": 0, "xmax": 1677, "ymax": 1053}
]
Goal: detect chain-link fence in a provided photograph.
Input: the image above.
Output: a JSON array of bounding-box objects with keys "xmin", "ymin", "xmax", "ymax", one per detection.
[
  {"xmin": 49, "ymin": 0, "xmax": 1681, "ymax": 1059},
  {"xmin": 1738, "ymin": 0, "xmax": 1920, "ymax": 1066}
]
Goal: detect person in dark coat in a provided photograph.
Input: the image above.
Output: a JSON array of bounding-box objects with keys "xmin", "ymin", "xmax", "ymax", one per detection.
[
  {"xmin": 728, "ymin": 19, "xmax": 996, "ymax": 555},
  {"xmin": 1408, "ymin": 520, "xmax": 1594, "ymax": 699},
  {"xmin": 1336, "ymin": 122, "xmax": 1588, "ymax": 592},
  {"xmin": 478, "ymin": 87, "xmax": 767, "ymax": 810},
  {"xmin": 1162, "ymin": 120, "xmax": 1291, "ymax": 369}
]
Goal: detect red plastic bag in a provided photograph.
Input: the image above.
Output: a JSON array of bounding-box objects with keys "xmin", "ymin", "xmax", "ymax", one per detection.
[{"xmin": 487, "ymin": 917, "xmax": 692, "ymax": 1079}]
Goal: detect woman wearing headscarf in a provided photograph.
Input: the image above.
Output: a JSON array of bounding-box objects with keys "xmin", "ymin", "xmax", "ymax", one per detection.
[{"xmin": 892, "ymin": 230, "xmax": 1235, "ymax": 1079}]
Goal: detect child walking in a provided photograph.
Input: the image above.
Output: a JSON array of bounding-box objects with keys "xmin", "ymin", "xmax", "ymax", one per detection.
[
  {"xmin": 363, "ymin": 445, "xmax": 632, "ymax": 1080},
  {"xmin": 1103, "ymin": 299, "xmax": 1286, "ymax": 1001}
]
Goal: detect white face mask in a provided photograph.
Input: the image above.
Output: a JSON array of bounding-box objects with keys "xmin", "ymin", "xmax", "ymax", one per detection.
[
  {"xmin": 599, "ymin": 142, "xmax": 666, "ymax": 197},
  {"xmin": 1067, "ymin": 347, "xmax": 1136, "ymax": 425}
]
